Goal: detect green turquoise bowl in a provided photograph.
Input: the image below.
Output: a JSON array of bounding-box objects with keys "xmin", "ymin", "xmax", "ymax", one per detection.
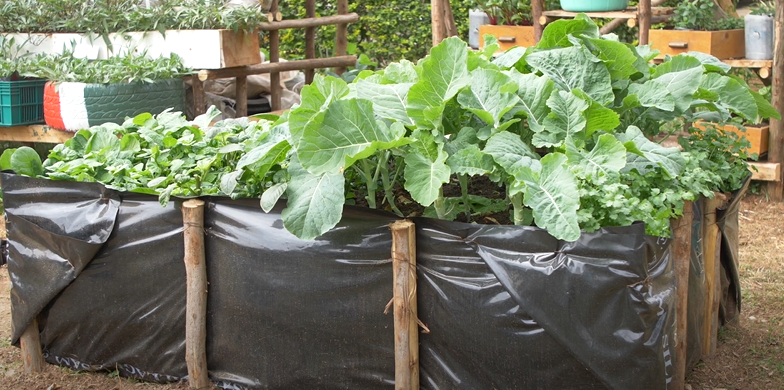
[{"xmin": 560, "ymin": 0, "xmax": 629, "ymax": 12}]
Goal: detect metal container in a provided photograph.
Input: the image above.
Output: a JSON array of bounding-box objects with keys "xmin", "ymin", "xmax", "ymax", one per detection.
[
  {"xmin": 745, "ymin": 14, "xmax": 774, "ymax": 60},
  {"xmin": 469, "ymin": 10, "xmax": 490, "ymax": 49}
]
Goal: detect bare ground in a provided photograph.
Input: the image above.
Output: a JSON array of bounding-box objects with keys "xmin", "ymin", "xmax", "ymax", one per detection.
[{"xmin": 0, "ymin": 193, "xmax": 783, "ymax": 389}]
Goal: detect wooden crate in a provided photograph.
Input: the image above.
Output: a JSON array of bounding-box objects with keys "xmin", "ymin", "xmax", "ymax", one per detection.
[
  {"xmin": 694, "ymin": 121, "xmax": 769, "ymax": 156},
  {"xmin": 649, "ymin": 29, "xmax": 745, "ymax": 59},
  {"xmin": 478, "ymin": 25, "xmax": 536, "ymax": 53}
]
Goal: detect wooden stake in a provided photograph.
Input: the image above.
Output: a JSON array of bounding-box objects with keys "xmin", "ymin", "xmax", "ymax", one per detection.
[
  {"xmin": 269, "ymin": 0, "xmax": 282, "ymax": 112},
  {"xmin": 182, "ymin": 199, "xmax": 209, "ymax": 389},
  {"xmin": 701, "ymin": 195, "xmax": 727, "ymax": 358},
  {"xmin": 767, "ymin": 0, "xmax": 784, "ymax": 200},
  {"xmin": 670, "ymin": 201, "xmax": 693, "ymax": 390},
  {"xmin": 335, "ymin": 0, "xmax": 349, "ymax": 75},
  {"xmin": 191, "ymin": 75, "xmax": 206, "ymax": 117},
  {"xmin": 20, "ymin": 319, "xmax": 44, "ymax": 374},
  {"xmin": 533, "ymin": 0, "xmax": 544, "ymax": 42},
  {"xmin": 198, "ymin": 56, "xmax": 357, "ymax": 81},
  {"xmin": 638, "ymin": 0, "xmax": 651, "ymax": 45},
  {"xmin": 258, "ymin": 13, "xmax": 358, "ymax": 31},
  {"xmin": 305, "ymin": 0, "xmax": 316, "ymax": 83},
  {"xmin": 390, "ymin": 220, "xmax": 419, "ymax": 390}
]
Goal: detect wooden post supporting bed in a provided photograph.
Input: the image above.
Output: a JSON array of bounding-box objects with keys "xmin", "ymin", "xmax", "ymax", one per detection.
[
  {"xmin": 701, "ymin": 195, "xmax": 727, "ymax": 357},
  {"xmin": 767, "ymin": 0, "xmax": 784, "ymax": 200},
  {"xmin": 390, "ymin": 220, "xmax": 420, "ymax": 390},
  {"xmin": 182, "ymin": 199, "xmax": 210, "ymax": 389},
  {"xmin": 671, "ymin": 201, "xmax": 693, "ymax": 390}
]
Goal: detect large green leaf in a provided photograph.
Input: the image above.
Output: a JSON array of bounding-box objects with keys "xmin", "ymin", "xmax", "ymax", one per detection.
[
  {"xmin": 298, "ymin": 98, "xmax": 409, "ymax": 175},
  {"xmin": 10, "ymin": 147, "xmax": 44, "ymax": 177},
  {"xmin": 684, "ymin": 51, "xmax": 732, "ymax": 73},
  {"xmin": 523, "ymin": 153, "xmax": 581, "ymax": 242},
  {"xmin": 626, "ymin": 79, "xmax": 676, "ymax": 111},
  {"xmin": 446, "ymin": 144, "xmax": 495, "ymax": 176},
  {"xmin": 356, "ymin": 79, "xmax": 414, "ymax": 126},
  {"xmin": 407, "ymin": 37, "xmax": 470, "ymax": 129},
  {"xmin": 526, "ymin": 45, "xmax": 614, "ymax": 105},
  {"xmin": 0, "ymin": 148, "xmax": 17, "ymax": 171},
  {"xmin": 750, "ymin": 88, "xmax": 781, "ymax": 122},
  {"xmin": 382, "ymin": 59, "xmax": 418, "ymax": 84},
  {"xmin": 289, "ymin": 76, "xmax": 350, "ymax": 147},
  {"xmin": 619, "ymin": 126, "xmax": 685, "ymax": 178},
  {"xmin": 565, "ymin": 134, "xmax": 626, "ymax": 180},
  {"xmin": 537, "ymin": 90, "xmax": 589, "ymax": 148},
  {"xmin": 484, "ymin": 130, "xmax": 540, "ymax": 185},
  {"xmin": 583, "ymin": 37, "xmax": 639, "ymax": 81},
  {"xmin": 653, "ymin": 56, "xmax": 704, "ymax": 113},
  {"xmin": 282, "ymin": 156, "xmax": 346, "ymax": 240},
  {"xmin": 505, "ymin": 70, "xmax": 554, "ymax": 132},
  {"xmin": 699, "ymin": 73, "xmax": 759, "ymax": 122},
  {"xmin": 260, "ymin": 182, "xmax": 287, "ymax": 213},
  {"xmin": 403, "ymin": 132, "xmax": 451, "ymax": 206},
  {"xmin": 572, "ymin": 89, "xmax": 620, "ymax": 136},
  {"xmin": 537, "ymin": 15, "xmax": 600, "ymax": 49},
  {"xmin": 457, "ymin": 68, "xmax": 519, "ymax": 128}
]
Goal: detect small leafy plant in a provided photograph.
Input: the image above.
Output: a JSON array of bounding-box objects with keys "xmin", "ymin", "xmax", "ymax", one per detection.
[
  {"xmin": 750, "ymin": 1, "xmax": 775, "ymax": 16},
  {"xmin": 475, "ymin": 0, "xmax": 559, "ymax": 26},
  {"xmin": 4, "ymin": 15, "xmax": 779, "ymax": 242},
  {"xmin": 670, "ymin": 0, "xmax": 744, "ymax": 31}
]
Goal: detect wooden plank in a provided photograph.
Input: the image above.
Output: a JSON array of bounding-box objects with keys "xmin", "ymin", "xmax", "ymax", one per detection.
[
  {"xmin": 305, "ymin": 0, "xmax": 316, "ymax": 83},
  {"xmin": 478, "ymin": 25, "xmax": 536, "ymax": 52},
  {"xmin": 701, "ymin": 195, "xmax": 727, "ymax": 358},
  {"xmin": 750, "ymin": 161, "xmax": 781, "ymax": 181},
  {"xmin": 723, "ymin": 59, "xmax": 774, "ymax": 69},
  {"xmin": 0, "ymin": 125, "xmax": 73, "ymax": 143},
  {"xmin": 182, "ymin": 199, "xmax": 210, "ymax": 389},
  {"xmin": 649, "ymin": 29, "xmax": 745, "ymax": 59},
  {"xmin": 390, "ymin": 220, "xmax": 419, "ymax": 390},
  {"xmin": 766, "ymin": 0, "xmax": 784, "ymax": 199},
  {"xmin": 670, "ymin": 201, "xmax": 693, "ymax": 390},
  {"xmin": 198, "ymin": 56, "xmax": 357, "ymax": 81},
  {"xmin": 219, "ymin": 29, "xmax": 263, "ymax": 69}
]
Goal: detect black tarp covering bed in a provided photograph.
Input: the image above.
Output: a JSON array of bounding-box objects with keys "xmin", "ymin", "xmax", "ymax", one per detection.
[{"xmin": 3, "ymin": 173, "xmax": 694, "ymax": 389}]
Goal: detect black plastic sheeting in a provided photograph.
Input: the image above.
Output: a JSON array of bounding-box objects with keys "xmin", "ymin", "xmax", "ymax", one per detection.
[
  {"xmin": 717, "ymin": 178, "xmax": 750, "ymax": 325},
  {"xmin": 3, "ymin": 173, "xmax": 693, "ymax": 389}
]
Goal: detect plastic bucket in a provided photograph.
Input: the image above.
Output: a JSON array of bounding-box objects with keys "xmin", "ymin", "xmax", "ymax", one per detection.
[
  {"xmin": 560, "ymin": 0, "xmax": 629, "ymax": 12},
  {"xmin": 469, "ymin": 10, "xmax": 490, "ymax": 49},
  {"xmin": 745, "ymin": 14, "xmax": 774, "ymax": 60}
]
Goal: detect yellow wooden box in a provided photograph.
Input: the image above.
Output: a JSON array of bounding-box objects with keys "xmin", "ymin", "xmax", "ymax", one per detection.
[
  {"xmin": 478, "ymin": 25, "xmax": 536, "ymax": 53},
  {"xmin": 694, "ymin": 121, "xmax": 769, "ymax": 156},
  {"xmin": 649, "ymin": 29, "xmax": 745, "ymax": 59}
]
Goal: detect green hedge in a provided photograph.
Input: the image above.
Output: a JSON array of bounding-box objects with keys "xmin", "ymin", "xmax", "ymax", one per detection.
[{"xmin": 267, "ymin": 0, "xmax": 476, "ymax": 66}]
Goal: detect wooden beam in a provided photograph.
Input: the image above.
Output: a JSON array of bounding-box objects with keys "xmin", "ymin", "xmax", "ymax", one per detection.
[
  {"xmin": 305, "ymin": 0, "xmax": 316, "ymax": 83},
  {"xmin": 235, "ymin": 75, "xmax": 247, "ymax": 118},
  {"xmin": 670, "ymin": 201, "xmax": 693, "ymax": 390},
  {"xmin": 269, "ymin": 0, "xmax": 282, "ymax": 112},
  {"xmin": 191, "ymin": 75, "xmax": 206, "ymax": 117},
  {"xmin": 0, "ymin": 125, "xmax": 73, "ymax": 143},
  {"xmin": 257, "ymin": 13, "xmax": 358, "ymax": 31},
  {"xmin": 335, "ymin": 0, "xmax": 349, "ymax": 75},
  {"xmin": 390, "ymin": 220, "xmax": 419, "ymax": 390},
  {"xmin": 701, "ymin": 195, "xmax": 727, "ymax": 358},
  {"xmin": 182, "ymin": 199, "xmax": 210, "ymax": 389},
  {"xmin": 638, "ymin": 0, "xmax": 651, "ymax": 45},
  {"xmin": 767, "ymin": 0, "xmax": 784, "ymax": 199},
  {"xmin": 750, "ymin": 161, "xmax": 781, "ymax": 181},
  {"xmin": 198, "ymin": 56, "xmax": 357, "ymax": 81},
  {"xmin": 533, "ymin": 0, "xmax": 544, "ymax": 42},
  {"xmin": 20, "ymin": 319, "xmax": 44, "ymax": 373}
]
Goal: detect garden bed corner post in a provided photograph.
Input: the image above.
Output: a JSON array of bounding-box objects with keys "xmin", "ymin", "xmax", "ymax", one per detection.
[
  {"xmin": 671, "ymin": 201, "xmax": 693, "ymax": 390},
  {"xmin": 390, "ymin": 220, "xmax": 419, "ymax": 390},
  {"xmin": 182, "ymin": 199, "xmax": 210, "ymax": 389}
]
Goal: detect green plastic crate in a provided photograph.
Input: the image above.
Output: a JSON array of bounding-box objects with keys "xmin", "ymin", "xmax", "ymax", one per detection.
[{"xmin": 0, "ymin": 79, "xmax": 47, "ymax": 126}]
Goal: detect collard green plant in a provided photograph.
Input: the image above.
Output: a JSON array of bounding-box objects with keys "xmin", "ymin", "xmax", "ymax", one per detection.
[
  {"xmin": 670, "ymin": 0, "xmax": 744, "ymax": 31},
  {"xmin": 5, "ymin": 15, "xmax": 779, "ymax": 242}
]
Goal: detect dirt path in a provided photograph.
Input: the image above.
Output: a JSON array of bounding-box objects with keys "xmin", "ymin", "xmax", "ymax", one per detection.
[{"xmin": 0, "ymin": 193, "xmax": 782, "ymax": 389}]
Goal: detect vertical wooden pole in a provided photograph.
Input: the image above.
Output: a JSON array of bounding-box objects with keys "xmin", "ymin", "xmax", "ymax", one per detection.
[
  {"xmin": 638, "ymin": 0, "xmax": 651, "ymax": 45},
  {"xmin": 334, "ymin": 0, "xmax": 349, "ymax": 75},
  {"xmin": 533, "ymin": 0, "xmax": 544, "ymax": 42},
  {"xmin": 670, "ymin": 201, "xmax": 693, "ymax": 390},
  {"xmin": 1, "ymin": 214, "xmax": 44, "ymax": 374},
  {"xmin": 767, "ymin": 0, "xmax": 784, "ymax": 200},
  {"xmin": 235, "ymin": 75, "xmax": 247, "ymax": 118},
  {"xmin": 431, "ymin": 0, "xmax": 445, "ymax": 46},
  {"xmin": 390, "ymin": 220, "xmax": 419, "ymax": 390},
  {"xmin": 701, "ymin": 195, "xmax": 726, "ymax": 357},
  {"xmin": 305, "ymin": 0, "xmax": 316, "ymax": 83},
  {"xmin": 269, "ymin": 0, "xmax": 282, "ymax": 111},
  {"xmin": 191, "ymin": 75, "xmax": 206, "ymax": 117},
  {"xmin": 182, "ymin": 199, "xmax": 209, "ymax": 389},
  {"xmin": 20, "ymin": 319, "xmax": 44, "ymax": 374}
]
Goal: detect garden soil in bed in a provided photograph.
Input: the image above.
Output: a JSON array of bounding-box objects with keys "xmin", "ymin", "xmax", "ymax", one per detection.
[{"xmin": 1, "ymin": 193, "xmax": 783, "ymax": 390}]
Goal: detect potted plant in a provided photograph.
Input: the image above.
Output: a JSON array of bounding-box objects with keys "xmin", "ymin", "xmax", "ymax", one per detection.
[
  {"xmin": 0, "ymin": 0, "xmax": 266, "ymax": 69},
  {"xmin": 559, "ymin": 0, "xmax": 629, "ymax": 12},
  {"xmin": 477, "ymin": 0, "xmax": 559, "ymax": 52},
  {"xmin": 24, "ymin": 50, "xmax": 192, "ymax": 132},
  {"xmin": 0, "ymin": 37, "xmax": 47, "ymax": 126},
  {"xmin": 745, "ymin": 1, "xmax": 774, "ymax": 60},
  {"xmin": 650, "ymin": 0, "xmax": 745, "ymax": 59}
]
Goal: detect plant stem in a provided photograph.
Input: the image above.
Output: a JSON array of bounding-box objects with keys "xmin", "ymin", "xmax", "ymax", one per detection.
[
  {"xmin": 434, "ymin": 187, "xmax": 448, "ymax": 220},
  {"xmin": 459, "ymin": 174, "xmax": 471, "ymax": 223},
  {"xmin": 360, "ymin": 159, "xmax": 377, "ymax": 209},
  {"xmin": 511, "ymin": 192, "xmax": 525, "ymax": 225},
  {"xmin": 379, "ymin": 151, "xmax": 404, "ymax": 216}
]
